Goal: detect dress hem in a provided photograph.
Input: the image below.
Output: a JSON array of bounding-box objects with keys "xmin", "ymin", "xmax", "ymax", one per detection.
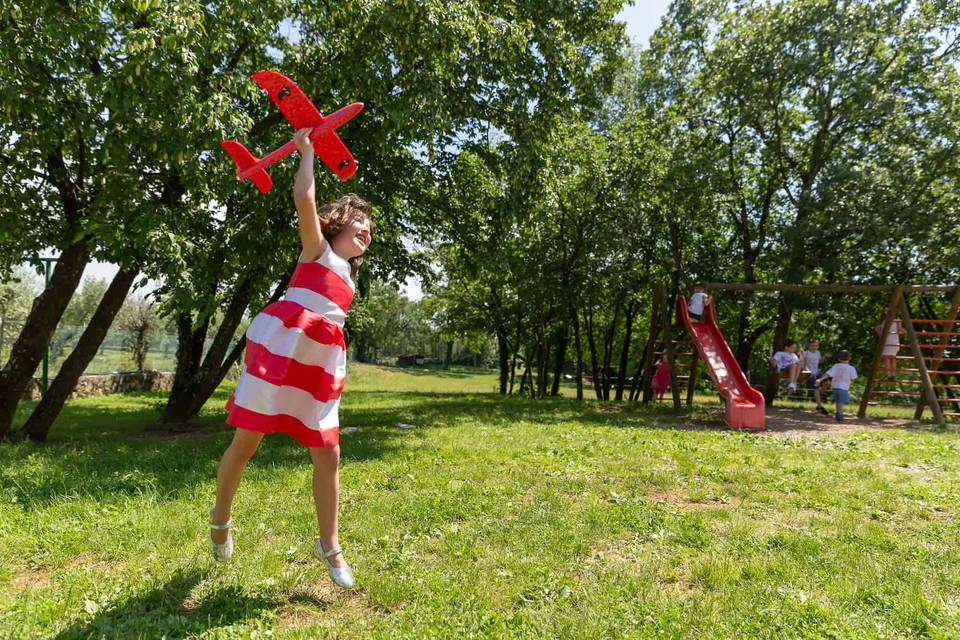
[{"xmin": 226, "ymin": 398, "xmax": 340, "ymax": 448}]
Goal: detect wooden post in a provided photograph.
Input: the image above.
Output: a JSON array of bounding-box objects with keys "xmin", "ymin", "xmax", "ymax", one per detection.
[
  {"xmin": 640, "ymin": 285, "xmax": 663, "ymax": 404},
  {"xmin": 859, "ymin": 286, "xmax": 903, "ymax": 419},
  {"xmin": 661, "ymin": 292, "xmax": 682, "ymax": 412},
  {"xmin": 914, "ymin": 287, "xmax": 960, "ymax": 419},
  {"xmin": 686, "ymin": 349, "xmax": 699, "ymax": 406}
]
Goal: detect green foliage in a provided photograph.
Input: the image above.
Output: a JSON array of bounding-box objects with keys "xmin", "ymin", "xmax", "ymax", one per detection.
[
  {"xmin": 0, "ymin": 267, "xmax": 40, "ymax": 361},
  {"xmin": 61, "ymin": 277, "xmax": 108, "ymax": 328},
  {"xmin": 117, "ymin": 296, "xmax": 159, "ymax": 371}
]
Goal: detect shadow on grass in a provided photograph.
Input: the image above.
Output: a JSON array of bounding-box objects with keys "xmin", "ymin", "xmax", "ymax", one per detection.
[
  {"xmin": 2, "ymin": 386, "xmax": 941, "ymax": 509},
  {"xmin": 52, "ymin": 570, "xmax": 283, "ymax": 640},
  {"xmin": 0, "ymin": 389, "xmax": 665, "ymax": 508}
]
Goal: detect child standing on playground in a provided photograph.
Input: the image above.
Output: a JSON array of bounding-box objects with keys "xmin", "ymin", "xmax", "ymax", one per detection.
[
  {"xmin": 653, "ymin": 356, "xmax": 671, "ymax": 401},
  {"xmin": 802, "ymin": 338, "xmax": 829, "ymax": 415},
  {"xmin": 771, "ymin": 339, "xmax": 802, "ymax": 392},
  {"xmin": 816, "ymin": 350, "xmax": 858, "ymax": 422},
  {"xmin": 208, "ymin": 128, "xmax": 373, "ymax": 590},
  {"xmin": 876, "ymin": 316, "xmax": 903, "ymax": 380},
  {"xmin": 687, "ymin": 283, "xmax": 708, "ymax": 321}
]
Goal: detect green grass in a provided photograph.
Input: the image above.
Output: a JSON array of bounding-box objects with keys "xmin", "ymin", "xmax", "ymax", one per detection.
[{"xmin": 3, "ymin": 364, "xmax": 960, "ymax": 638}]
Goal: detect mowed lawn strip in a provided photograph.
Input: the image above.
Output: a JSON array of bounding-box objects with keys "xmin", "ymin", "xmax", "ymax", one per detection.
[{"xmin": 2, "ymin": 364, "xmax": 959, "ymax": 639}]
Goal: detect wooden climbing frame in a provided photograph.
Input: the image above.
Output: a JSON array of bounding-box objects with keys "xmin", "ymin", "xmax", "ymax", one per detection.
[{"xmin": 641, "ymin": 282, "xmax": 960, "ymax": 427}]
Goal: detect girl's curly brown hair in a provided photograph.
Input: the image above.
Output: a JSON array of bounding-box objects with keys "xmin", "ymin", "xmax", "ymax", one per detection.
[{"xmin": 318, "ymin": 193, "xmax": 374, "ymax": 279}]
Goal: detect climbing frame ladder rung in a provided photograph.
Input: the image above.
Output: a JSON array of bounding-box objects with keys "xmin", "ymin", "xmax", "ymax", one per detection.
[
  {"xmin": 895, "ymin": 381, "xmax": 960, "ymax": 388},
  {"xmin": 872, "ymin": 390, "xmax": 921, "ymax": 398}
]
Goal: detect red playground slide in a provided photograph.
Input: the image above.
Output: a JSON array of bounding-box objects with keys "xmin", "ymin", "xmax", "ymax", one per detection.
[{"xmin": 677, "ymin": 296, "xmax": 766, "ymax": 431}]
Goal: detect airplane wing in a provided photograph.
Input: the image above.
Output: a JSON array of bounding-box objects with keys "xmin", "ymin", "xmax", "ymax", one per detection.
[
  {"xmin": 251, "ymin": 70, "xmax": 324, "ymax": 129},
  {"xmin": 314, "ymin": 131, "xmax": 358, "ymax": 182},
  {"xmin": 251, "ymin": 70, "xmax": 358, "ymax": 181}
]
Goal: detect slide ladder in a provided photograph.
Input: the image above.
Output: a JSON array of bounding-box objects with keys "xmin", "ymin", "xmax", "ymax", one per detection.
[{"xmin": 677, "ymin": 296, "xmax": 765, "ymax": 430}]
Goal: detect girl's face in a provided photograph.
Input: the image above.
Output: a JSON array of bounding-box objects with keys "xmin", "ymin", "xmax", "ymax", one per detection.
[{"xmin": 331, "ymin": 215, "xmax": 372, "ymax": 259}]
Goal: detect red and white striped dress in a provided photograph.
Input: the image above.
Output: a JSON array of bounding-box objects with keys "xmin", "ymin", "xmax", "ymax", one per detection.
[{"xmin": 226, "ymin": 243, "xmax": 353, "ymax": 447}]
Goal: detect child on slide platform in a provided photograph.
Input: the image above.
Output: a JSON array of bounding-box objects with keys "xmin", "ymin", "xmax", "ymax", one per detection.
[
  {"xmin": 687, "ymin": 284, "xmax": 708, "ymax": 322},
  {"xmin": 209, "ymin": 128, "xmax": 374, "ymax": 590}
]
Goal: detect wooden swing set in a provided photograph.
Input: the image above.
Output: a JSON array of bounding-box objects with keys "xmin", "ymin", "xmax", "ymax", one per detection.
[{"xmin": 640, "ymin": 283, "xmax": 960, "ymax": 428}]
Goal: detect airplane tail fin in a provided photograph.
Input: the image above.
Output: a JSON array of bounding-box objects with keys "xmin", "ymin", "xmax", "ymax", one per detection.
[{"xmin": 220, "ymin": 140, "xmax": 273, "ymax": 194}]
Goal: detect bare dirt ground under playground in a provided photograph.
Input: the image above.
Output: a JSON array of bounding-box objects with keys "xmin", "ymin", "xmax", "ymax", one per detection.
[
  {"xmin": 648, "ymin": 406, "xmax": 929, "ymax": 437},
  {"xmin": 761, "ymin": 407, "xmax": 922, "ymax": 437}
]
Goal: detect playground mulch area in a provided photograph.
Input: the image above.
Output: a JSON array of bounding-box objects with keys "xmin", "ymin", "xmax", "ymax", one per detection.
[
  {"xmin": 650, "ymin": 397, "xmax": 930, "ymax": 437},
  {"xmin": 762, "ymin": 407, "xmax": 923, "ymax": 437}
]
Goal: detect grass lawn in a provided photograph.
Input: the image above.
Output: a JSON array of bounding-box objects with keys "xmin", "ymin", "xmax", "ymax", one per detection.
[{"xmin": 2, "ymin": 364, "xmax": 960, "ymax": 638}]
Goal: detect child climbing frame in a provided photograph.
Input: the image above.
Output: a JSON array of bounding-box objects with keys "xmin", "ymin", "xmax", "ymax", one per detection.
[{"xmin": 641, "ymin": 283, "xmax": 960, "ymax": 429}]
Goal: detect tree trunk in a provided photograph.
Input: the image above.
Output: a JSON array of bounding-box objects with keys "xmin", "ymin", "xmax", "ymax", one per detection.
[
  {"xmin": 446, "ymin": 340, "xmax": 455, "ymax": 370},
  {"xmin": 0, "ymin": 239, "xmax": 90, "ymax": 438},
  {"xmin": 585, "ymin": 307, "xmax": 603, "ymax": 400},
  {"xmin": 518, "ymin": 352, "xmax": 532, "ymax": 397},
  {"xmin": 21, "ymin": 268, "xmax": 138, "ymax": 442},
  {"xmin": 615, "ymin": 299, "xmax": 636, "ymax": 401},
  {"xmin": 508, "ymin": 321, "xmax": 521, "ymax": 394},
  {"xmin": 536, "ymin": 335, "xmax": 549, "ymax": 399},
  {"xmin": 496, "ymin": 332, "xmax": 508, "ymax": 394},
  {"xmin": 162, "ymin": 269, "xmax": 290, "ymax": 425},
  {"xmin": 602, "ymin": 300, "xmax": 622, "ymax": 401},
  {"xmin": 550, "ymin": 324, "xmax": 567, "ymax": 396},
  {"xmin": 570, "ymin": 305, "xmax": 584, "ymax": 401},
  {"xmin": 763, "ymin": 295, "xmax": 794, "ymax": 404},
  {"xmin": 734, "ymin": 291, "xmax": 755, "ymax": 371},
  {"xmin": 628, "ymin": 343, "xmax": 648, "ymax": 402}
]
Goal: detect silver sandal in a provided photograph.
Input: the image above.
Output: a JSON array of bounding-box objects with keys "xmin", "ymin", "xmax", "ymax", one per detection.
[
  {"xmin": 314, "ymin": 540, "xmax": 355, "ymax": 589},
  {"xmin": 209, "ymin": 508, "xmax": 233, "ymax": 562}
]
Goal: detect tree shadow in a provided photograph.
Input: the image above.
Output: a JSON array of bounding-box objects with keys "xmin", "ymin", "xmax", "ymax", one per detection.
[
  {"xmin": 1, "ymin": 390, "xmax": 651, "ymax": 508},
  {"xmin": 4, "ymin": 386, "xmax": 939, "ymax": 510},
  {"xmin": 51, "ymin": 570, "xmax": 286, "ymax": 639}
]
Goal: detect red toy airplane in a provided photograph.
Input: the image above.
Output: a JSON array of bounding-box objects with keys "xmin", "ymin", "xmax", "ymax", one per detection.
[{"xmin": 221, "ymin": 70, "xmax": 363, "ymax": 194}]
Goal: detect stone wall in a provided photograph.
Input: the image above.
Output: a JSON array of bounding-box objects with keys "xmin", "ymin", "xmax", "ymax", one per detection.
[{"xmin": 22, "ymin": 371, "xmax": 175, "ymax": 401}]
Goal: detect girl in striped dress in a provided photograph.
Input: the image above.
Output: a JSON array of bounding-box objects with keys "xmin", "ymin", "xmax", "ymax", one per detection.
[{"xmin": 209, "ymin": 128, "xmax": 372, "ymax": 589}]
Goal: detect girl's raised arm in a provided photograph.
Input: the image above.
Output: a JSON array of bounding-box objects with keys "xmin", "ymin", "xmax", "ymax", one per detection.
[{"xmin": 292, "ymin": 127, "xmax": 325, "ymax": 261}]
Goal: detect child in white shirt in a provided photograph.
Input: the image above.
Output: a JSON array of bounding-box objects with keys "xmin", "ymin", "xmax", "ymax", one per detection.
[
  {"xmin": 771, "ymin": 339, "xmax": 801, "ymax": 391},
  {"xmin": 687, "ymin": 284, "xmax": 708, "ymax": 322},
  {"xmin": 816, "ymin": 350, "xmax": 858, "ymax": 422},
  {"xmin": 802, "ymin": 339, "xmax": 828, "ymax": 414}
]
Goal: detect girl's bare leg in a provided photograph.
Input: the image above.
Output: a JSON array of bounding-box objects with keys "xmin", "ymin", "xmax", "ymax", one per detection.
[
  {"xmin": 211, "ymin": 429, "xmax": 264, "ymax": 544},
  {"xmin": 310, "ymin": 445, "xmax": 346, "ymax": 568}
]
